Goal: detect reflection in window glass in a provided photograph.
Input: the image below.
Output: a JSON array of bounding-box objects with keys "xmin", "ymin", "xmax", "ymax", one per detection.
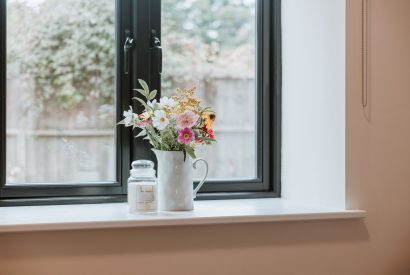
[
  {"xmin": 162, "ymin": 0, "xmax": 257, "ymax": 180},
  {"xmin": 6, "ymin": 0, "xmax": 116, "ymax": 184}
]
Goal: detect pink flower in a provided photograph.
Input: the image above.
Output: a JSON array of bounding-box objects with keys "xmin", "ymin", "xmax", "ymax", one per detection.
[
  {"xmin": 177, "ymin": 128, "xmax": 195, "ymax": 144},
  {"xmin": 176, "ymin": 110, "xmax": 199, "ymax": 129},
  {"xmin": 207, "ymin": 128, "xmax": 215, "ymax": 139},
  {"xmin": 138, "ymin": 118, "xmax": 152, "ymax": 127}
]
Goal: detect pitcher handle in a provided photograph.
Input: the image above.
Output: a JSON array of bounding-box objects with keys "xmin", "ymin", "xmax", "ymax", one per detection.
[{"xmin": 193, "ymin": 158, "xmax": 208, "ymax": 198}]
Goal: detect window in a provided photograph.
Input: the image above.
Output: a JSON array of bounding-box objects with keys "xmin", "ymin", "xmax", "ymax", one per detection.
[
  {"xmin": 162, "ymin": 0, "xmax": 258, "ymax": 180},
  {"xmin": 0, "ymin": 0, "xmax": 281, "ymax": 205}
]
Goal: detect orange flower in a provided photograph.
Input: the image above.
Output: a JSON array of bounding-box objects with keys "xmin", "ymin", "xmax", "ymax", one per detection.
[{"xmin": 202, "ymin": 112, "xmax": 216, "ymax": 129}]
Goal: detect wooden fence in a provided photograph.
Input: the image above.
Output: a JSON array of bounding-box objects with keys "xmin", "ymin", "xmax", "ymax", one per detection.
[{"xmin": 6, "ymin": 78, "xmax": 256, "ymax": 183}]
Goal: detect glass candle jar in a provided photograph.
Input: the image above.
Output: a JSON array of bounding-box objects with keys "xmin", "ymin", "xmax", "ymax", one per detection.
[{"xmin": 127, "ymin": 160, "xmax": 157, "ymax": 213}]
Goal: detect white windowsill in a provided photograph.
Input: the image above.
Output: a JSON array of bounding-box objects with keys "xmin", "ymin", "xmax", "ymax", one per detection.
[{"xmin": 0, "ymin": 198, "xmax": 366, "ymax": 233}]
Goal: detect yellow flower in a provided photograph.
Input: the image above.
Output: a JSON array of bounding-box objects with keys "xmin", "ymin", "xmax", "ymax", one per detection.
[
  {"xmin": 172, "ymin": 86, "xmax": 202, "ymax": 114},
  {"xmin": 202, "ymin": 112, "xmax": 216, "ymax": 128}
]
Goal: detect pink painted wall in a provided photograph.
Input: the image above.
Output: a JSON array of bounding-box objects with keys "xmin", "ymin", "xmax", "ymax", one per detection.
[{"xmin": 1, "ymin": 1, "xmax": 409, "ymax": 274}]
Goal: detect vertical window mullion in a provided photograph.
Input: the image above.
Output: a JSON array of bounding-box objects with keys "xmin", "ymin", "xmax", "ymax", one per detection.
[
  {"xmin": 131, "ymin": 0, "xmax": 161, "ymax": 164},
  {"xmin": 118, "ymin": 0, "xmax": 133, "ymax": 192}
]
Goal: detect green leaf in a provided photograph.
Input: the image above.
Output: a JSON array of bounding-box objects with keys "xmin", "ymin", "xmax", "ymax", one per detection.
[
  {"xmin": 161, "ymin": 142, "xmax": 171, "ymax": 151},
  {"xmin": 133, "ymin": 88, "xmax": 149, "ymax": 98},
  {"xmin": 185, "ymin": 146, "xmax": 196, "ymax": 160},
  {"xmin": 133, "ymin": 97, "xmax": 149, "ymax": 110},
  {"xmin": 149, "ymin": 89, "xmax": 157, "ymax": 100},
  {"xmin": 200, "ymin": 136, "xmax": 216, "ymax": 142},
  {"xmin": 199, "ymin": 107, "xmax": 212, "ymax": 114},
  {"xmin": 138, "ymin": 79, "xmax": 150, "ymax": 95},
  {"xmin": 135, "ymin": 129, "xmax": 147, "ymax": 138},
  {"xmin": 183, "ymin": 149, "xmax": 187, "ymax": 162}
]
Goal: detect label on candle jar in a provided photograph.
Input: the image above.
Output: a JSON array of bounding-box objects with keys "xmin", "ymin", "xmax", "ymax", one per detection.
[
  {"xmin": 140, "ymin": 185, "xmax": 153, "ymax": 192},
  {"xmin": 128, "ymin": 182, "xmax": 157, "ymax": 213}
]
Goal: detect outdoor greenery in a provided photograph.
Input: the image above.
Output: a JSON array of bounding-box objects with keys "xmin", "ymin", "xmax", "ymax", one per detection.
[
  {"xmin": 7, "ymin": 0, "xmax": 115, "ymax": 108},
  {"xmin": 7, "ymin": 0, "xmax": 255, "ymax": 108},
  {"xmin": 161, "ymin": 0, "xmax": 255, "ymax": 95}
]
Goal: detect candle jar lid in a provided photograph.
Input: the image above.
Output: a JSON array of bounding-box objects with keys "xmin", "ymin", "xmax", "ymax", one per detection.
[{"xmin": 130, "ymin": 160, "xmax": 156, "ymax": 179}]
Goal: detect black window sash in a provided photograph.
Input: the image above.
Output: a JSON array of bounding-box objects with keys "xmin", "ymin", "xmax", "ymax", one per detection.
[
  {"xmin": 0, "ymin": 0, "xmax": 134, "ymax": 204},
  {"xmin": 196, "ymin": 0, "xmax": 281, "ymax": 198}
]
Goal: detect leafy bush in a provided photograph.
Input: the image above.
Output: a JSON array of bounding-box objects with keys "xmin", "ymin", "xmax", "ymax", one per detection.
[{"xmin": 7, "ymin": 0, "xmax": 254, "ymax": 108}]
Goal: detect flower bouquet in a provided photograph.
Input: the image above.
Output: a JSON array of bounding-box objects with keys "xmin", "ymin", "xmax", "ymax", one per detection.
[
  {"xmin": 118, "ymin": 79, "xmax": 216, "ymax": 211},
  {"xmin": 119, "ymin": 79, "xmax": 216, "ymax": 159}
]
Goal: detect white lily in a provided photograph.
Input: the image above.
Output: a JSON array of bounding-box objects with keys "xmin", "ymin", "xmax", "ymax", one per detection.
[
  {"xmin": 152, "ymin": 110, "xmax": 169, "ymax": 130},
  {"xmin": 158, "ymin": 96, "xmax": 177, "ymax": 109},
  {"xmin": 147, "ymin": 99, "xmax": 158, "ymax": 109},
  {"xmin": 123, "ymin": 106, "xmax": 134, "ymax": 127}
]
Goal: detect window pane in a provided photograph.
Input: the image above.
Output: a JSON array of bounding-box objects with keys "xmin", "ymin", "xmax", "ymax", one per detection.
[
  {"xmin": 6, "ymin": 0, "xmax": 116, "ymax": 184},
  {"xmin": 162, "ymin": 0, "xmax": 257, "ymax": 180}
]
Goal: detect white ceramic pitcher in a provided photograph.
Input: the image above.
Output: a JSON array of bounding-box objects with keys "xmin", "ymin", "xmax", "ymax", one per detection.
[{"xmin": 154, "ymin": 150, "xmax": 208, "ymax": 211}]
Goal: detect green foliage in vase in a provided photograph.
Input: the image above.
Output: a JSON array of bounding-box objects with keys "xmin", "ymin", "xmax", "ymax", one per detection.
[{"xmin": 118, "ymin": 80, "xmax": 216, "ymax": 160}]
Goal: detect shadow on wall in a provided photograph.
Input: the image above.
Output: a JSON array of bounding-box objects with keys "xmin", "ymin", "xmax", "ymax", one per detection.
[{"xmin": 0, "ymin": 220, "xmax": 369, "ymax": 258}]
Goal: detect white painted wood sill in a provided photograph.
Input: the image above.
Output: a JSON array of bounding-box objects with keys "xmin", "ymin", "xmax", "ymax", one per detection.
[{"xmin": 0, "ymin": 198, "xmax": 366, "ymax": 233}]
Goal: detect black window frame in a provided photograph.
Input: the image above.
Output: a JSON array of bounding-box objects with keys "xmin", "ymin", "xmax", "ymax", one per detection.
[{"xmin": 0, "ymin": 0, "xmax": 281, "ymax": 206}]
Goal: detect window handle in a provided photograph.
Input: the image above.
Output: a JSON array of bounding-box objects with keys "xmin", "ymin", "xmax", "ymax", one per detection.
[
  {"xmin": 151, "ymin": 34, "xmax": 162, "ymax": 74},
  {"xmin": 124, "ymin": 30, "xmax": 134, "ymax": 75}
]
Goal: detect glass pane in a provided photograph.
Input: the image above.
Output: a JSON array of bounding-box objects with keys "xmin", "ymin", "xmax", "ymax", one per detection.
[
  {"xmin": 162, "ymin": 0, "xmax": 257, "ymax": 180},
  {"xmin": 6, "ymin": 0, "xmax": 116, "ymax": 184}
]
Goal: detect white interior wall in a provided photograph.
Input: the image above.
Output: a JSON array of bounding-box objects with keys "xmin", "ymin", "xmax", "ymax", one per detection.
[{"xmin": 281, "ymin": 0, "xmax": 346, "ymax": 208}]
